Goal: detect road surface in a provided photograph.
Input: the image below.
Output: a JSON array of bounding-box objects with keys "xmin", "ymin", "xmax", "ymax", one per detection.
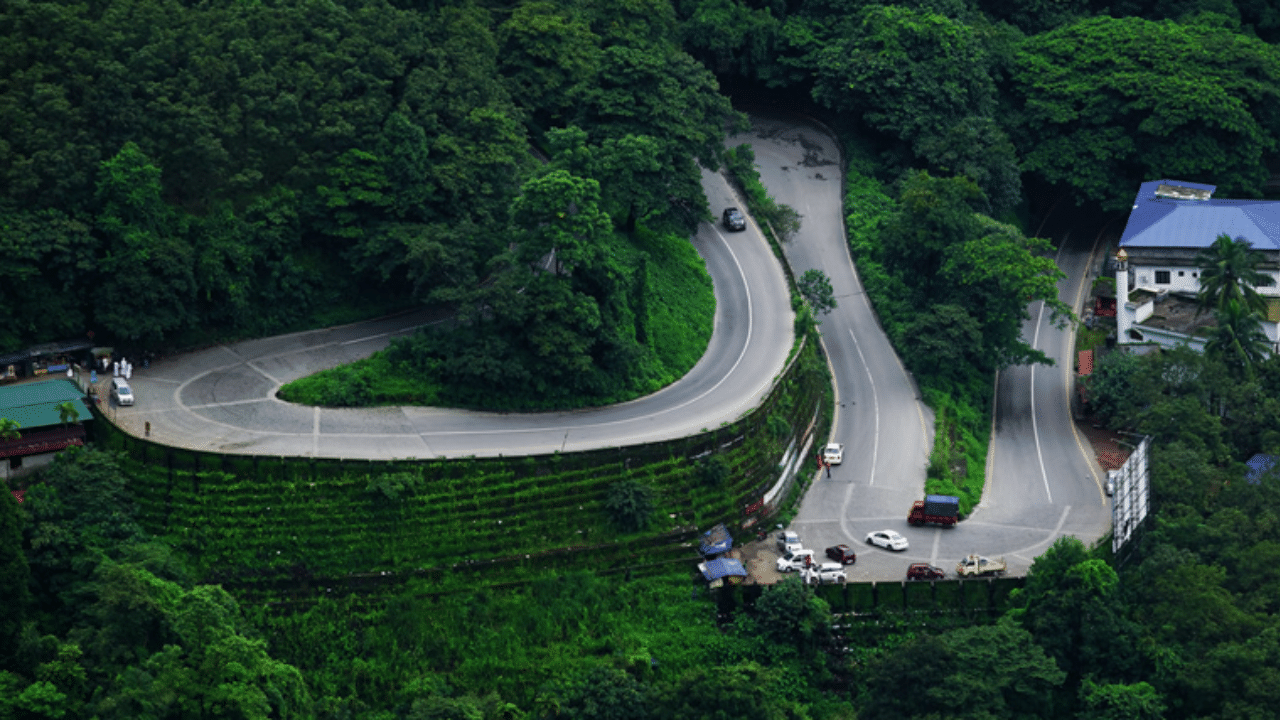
[
  {"xmin": 109, "ymin": 170, "xmax": 793, "ymax": 459},
  {"xmin": 738, "ymin": 114, "xmax": 1111, "ymax": 581}
]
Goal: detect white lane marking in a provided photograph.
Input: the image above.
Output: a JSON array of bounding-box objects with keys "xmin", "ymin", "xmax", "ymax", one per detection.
[
  {"xmin": 848, "ymin": 327, "xmax": 879, "ymax": 487},
  {"xmin": 186, "ymin": 397, "xmax": 272, "ymax": 410},
  {"xmin": 930, "ymin": 528, "xmax": 941, "ymax": 565},
  {"xmin": 247, "ymin": 361, "xmax": 283, "ymax": 387},
  {"xmin": 168, "ymin": 221, "xmax": 764, "ymax": 443},
  {"xmin": 840, "ymin": 326, "xmax": 880, "ymax": 542},
  {"xmin": 313, "ymin": 407, "xmax": 321, "ymax": 456},
  {"xmin": 1028, "ymin": 240, "xmax": 1069, "ymax": 504}
]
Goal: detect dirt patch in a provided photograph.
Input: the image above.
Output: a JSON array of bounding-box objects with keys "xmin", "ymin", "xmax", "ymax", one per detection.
[
  {"xmin": 1077, "ymin": 421, "xmax": 1134, "ymax": 470},
  {"xmin": 736, "ymin": 537, "xmax": 785, "ymax": 586}
]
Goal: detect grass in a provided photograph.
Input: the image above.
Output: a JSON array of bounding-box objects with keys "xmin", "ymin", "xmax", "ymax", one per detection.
[{"xmin": 278, "ymin": 225, "xmax": 714, "ymax": 409}]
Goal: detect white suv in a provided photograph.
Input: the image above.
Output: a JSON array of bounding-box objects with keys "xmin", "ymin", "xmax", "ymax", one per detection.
[
  {"xmin": 111, "ymin": 378, "xmax": 134, "ymax": 406},
  {"xmin": 776, "ymin": 549, "xmax": 815, "ymax": 573},
  {"xmin": 802, "ymin": 563, "xmax": 847, "ymax": 584}
]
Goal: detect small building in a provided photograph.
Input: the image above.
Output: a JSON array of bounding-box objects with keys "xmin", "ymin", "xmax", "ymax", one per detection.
[
  {"xmin": 698, "ymin": 557, "xmax": 748, "ymax": 588},
  {"xmin": 1115, "ymin": 180, "xmax": 1280, "ymax": 352},
  {"xmin": 698, "ymin": 523, "xmax": 733, "ymax": 557},
  {"xmin": 0, "ymin": 379, "xmax": 92, "ymax": 481}
]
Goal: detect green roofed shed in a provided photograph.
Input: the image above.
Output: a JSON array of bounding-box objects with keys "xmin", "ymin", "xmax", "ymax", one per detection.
[{"xmin": 0, "ymin": 380, "xmax": 92, "ymax": 431}]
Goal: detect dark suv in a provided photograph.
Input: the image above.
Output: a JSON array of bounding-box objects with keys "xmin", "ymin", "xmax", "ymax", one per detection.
[
  {"xmin": 722, "ymin": 207, "xmax": 746, "ymax": 231},
  {"xmin": 825, "ymin": 544, "xmax": 857, "ymax": 565},
  {"xmin": 907, "ymin": 563, "xmax": 945, "ymax": 581}
]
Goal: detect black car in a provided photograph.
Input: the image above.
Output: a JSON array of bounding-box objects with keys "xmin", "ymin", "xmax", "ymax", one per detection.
[
  {"xmin": 907, "ymin": 563, "xmax": 945, "ymax": 581},
  {"xmin": 722, "ymin": 207, "xmax": 746, "ymax": 231},
  {"xmin": 825, "ymin": 544, "xmax": 857, "ymax": 565}
]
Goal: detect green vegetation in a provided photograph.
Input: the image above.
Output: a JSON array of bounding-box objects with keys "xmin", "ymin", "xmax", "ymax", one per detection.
[
  {"xmin": 839, "ymin": 151, "xmax": 1071, "ymax": 513},
  {"xmin": 8, "ymin": 0, "xmax": 1280, "ymax": 717},
  {"xmin": 279, "ymin": 222, "xmax": 714, "ymax": 410},
  {"xmin": 723, "ymin": 144, "xmax": 803, "ymax": 243}
]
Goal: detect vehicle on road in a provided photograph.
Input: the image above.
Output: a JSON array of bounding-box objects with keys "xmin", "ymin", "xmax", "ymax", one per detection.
[
  {"xmin": 907, "ymin": 563, "xmax": 945, "ymax": 581},
  {"xmin": 111, "ymin": 378, "xmax": 134, "ymax": 406},
  {"xmin": 776, "ymin": 549, "xmax": 815, "ymax": 573},
  {"xmin": 822, "ymin": 443, "xmax": 844, "ymax": 465},
  {"xmin": 802, "ymin": 563, "xmax": 847, "ymax": 584},
  {"xmin": 865, "ymin": 530, "xmax": 908, "ymax": 551},
  {"xmin": 722, "ymin": 207, "xmax": 747, "ymax": 231},
  {"xmin": 907, "ymin": 494, "xmax": 959, "ymax": 527},
  {"xmin": 1105, "ymin": 474, "xmax": 1116, "ymax": 496},
  {"xmin": 825, "ymin": 544, "xmax": 857, "ymax": 565},
  {"xmin": 955, "ymin": 554, "xmax": 1006, "ymax": 577},
  {"xmin": 776, "ymin": 530, "xmax": 801, "ymax": 553}
]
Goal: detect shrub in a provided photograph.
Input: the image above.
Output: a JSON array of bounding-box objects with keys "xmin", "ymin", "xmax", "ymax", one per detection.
[{"xmin": 604, "ymin": 480, "xmax": 656, "ymax": 532}]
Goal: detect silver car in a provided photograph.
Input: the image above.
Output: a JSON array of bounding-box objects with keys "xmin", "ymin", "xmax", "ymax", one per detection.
[{"xmin": 111, "ymin": 378, "xmax": 134, "ymax": 406}]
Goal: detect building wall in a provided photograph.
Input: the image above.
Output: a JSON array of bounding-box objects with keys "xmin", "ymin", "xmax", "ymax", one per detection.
[
  {"xmin": 1132, "ymin": 264, "xmax": 1202, "ymax": 295},
  {"xmin": 1, "ymin": 451, "xmax": 59, "ymax": 481}
]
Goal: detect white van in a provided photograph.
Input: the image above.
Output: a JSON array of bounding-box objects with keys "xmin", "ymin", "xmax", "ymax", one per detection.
[{"xmin": 111, "ymin": 378, "xmax": 134, "ymax": 406}]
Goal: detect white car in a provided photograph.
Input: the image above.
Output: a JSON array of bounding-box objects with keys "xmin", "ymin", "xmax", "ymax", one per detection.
[
  {"xmin": 823, "ymin": 443, "xmax": 844, "ymax": 465},
  {"xmin": 776, "ymin": 549, "xmax": 815, "ymax": 573},
  {"xmin": 802, "ymin": 563, "xmax": 847, "ymax": 584},
  {"xmin": 865, "ymin": 529, "xmax": 909, "ymax": 551},
  {"xmin": 111, "ymin": 378, "xmax": 134, "ymax": 406},
  {"xmin": 776, "ymin": 530, "xmax": 801, "ymax": 553}
]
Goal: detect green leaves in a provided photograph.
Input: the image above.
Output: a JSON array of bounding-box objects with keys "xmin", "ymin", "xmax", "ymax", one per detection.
[
  {"xmin": 1014, "ymin": 15, "xmax": 1280, "ymax": 208},
  {"xmin": 797, "ymin": 269, "xmax": 837, "ymax": 316},
  {"xmin": 604, "ymin": 479, "xmax": 656, "ymax": 532}
]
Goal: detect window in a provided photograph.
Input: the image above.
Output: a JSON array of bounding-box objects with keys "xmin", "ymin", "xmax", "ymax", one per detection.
[
  {"xmin": 1178, "ymin": 271, "xmax": 1185, "ymax": 277},
  {"xmin": 1155, "ymin": 270, "xmax": 1171, "ymax": 284},
  {"xmin": 10, "ymin": 456, "xmax": 22, "ymax": 470}
]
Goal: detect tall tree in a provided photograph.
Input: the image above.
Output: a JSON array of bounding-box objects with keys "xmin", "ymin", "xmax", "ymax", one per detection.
[
  {"xmin": 1014, "ymin": 15, "xmax": 1280, "ymax": 209},
  {"xmin": 1206, "ymin": 299, "xmax": 1272, "ymax": 378},
  {"xmin": 93, "ymin": 143, "xmax": 195, "ymax": 344},
  {"xmin": 1195, "ymin": 233, "xmax": 1271, "ymax": 316}
]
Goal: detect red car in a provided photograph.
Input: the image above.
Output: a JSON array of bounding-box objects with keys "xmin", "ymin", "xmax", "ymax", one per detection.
[
  {"xmin": 907, "ymin": 563, "xmax": 945, "ymax": 581},
  {"xmin": 825, "ymin": 544, "xmax": 857, "ymax": 565}
]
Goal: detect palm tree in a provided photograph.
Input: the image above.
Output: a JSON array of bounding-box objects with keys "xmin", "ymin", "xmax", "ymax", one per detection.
[
  {"xmin": 0, "ymin": 418, "xmax": 20, "ymax": 442},
  {"xmin": 1206, "ymin": 299, "xmax": 1273, "ymax": 377},
  {"xmin": 56, "ymin": 401, "xmax": 80, "ymax": 427},
  {"xmin": 1195, "ymin": 233, "xmax": 1271, "ymax": 316}
]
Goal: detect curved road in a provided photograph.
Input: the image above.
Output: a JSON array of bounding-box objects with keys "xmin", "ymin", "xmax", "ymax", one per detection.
[
  {"xmin": 736, "ymin": 114, "xmax": 1110, "ymax": 580},
  {"xmin": 111, "ymin": 169, "xmax": 793, "ymax": 459},
  {"xmin": 110, "ymin": 113, "xmax": 1110, "ymax": 578}
]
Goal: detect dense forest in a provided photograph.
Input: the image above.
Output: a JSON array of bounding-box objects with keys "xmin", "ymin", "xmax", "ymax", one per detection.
[{"xmin": 5, "ymin": 0, "xmax": 1280, "ymax": 717}]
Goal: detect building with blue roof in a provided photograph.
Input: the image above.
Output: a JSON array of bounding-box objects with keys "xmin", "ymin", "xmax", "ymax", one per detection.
[{"xmin": 1114, "ymin": 180, "xmax": 1280, "ymax": 352}]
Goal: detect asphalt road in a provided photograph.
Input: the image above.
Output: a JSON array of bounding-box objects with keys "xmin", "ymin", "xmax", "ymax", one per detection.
[
  {"xmin": 737, "ymin": 114, "xmax": 1111, "ymax": 582},
  {"xmin": 108, "ymin": 171, "xmax": 794, "ymax": 459},
  {"xmin": 107, "ymin": 112, "xmax": 1111, "ymax": 581}
]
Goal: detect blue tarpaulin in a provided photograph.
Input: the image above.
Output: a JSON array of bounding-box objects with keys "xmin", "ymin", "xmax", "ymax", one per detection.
[
  {"xmin": 700, "ymin": 558, "xmax": 747, "ymax": 582},
  {"xmin": 1246, "ymin": 454, "xmax": 1278, "ymax": 484},
  {"xmin": 699, "ymin": 523, "xmax": 733, "ymax": 556}
]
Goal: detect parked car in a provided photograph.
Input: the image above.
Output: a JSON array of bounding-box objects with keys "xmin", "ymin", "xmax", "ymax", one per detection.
[
  {"xmin": 802, "ymin": 563, "xmax": 847, "ymax": 584},
  {"xmin": 955, "ymin": 554, "xmax": 1006, "ymax": 577},
  {"xmin": 907, "ymin": 563, "xmax": 945, "ymax": 581},
  {"xmin": 776, "ymin": 530, "xmax": 801, "ymax": 553},
  {"xmin": 111, "ymin": 378, "xmax": 134, "ymax": 406},
  {"xmin": 722, "ymin": 207, "xmax": 747, "ymax": 231},
  {"xmin": 825, "ymin": 544, "xmax": 857, "ymax": 565},
  {"xmin": 1105, "ymin": 476, "xmax": 1116, "ymax": 496},
  {"xmin": 822, "ymin": 443, "xmax": 844, "ymax": 465},
  {"xmin": 776, "ymin": 549, "xmax": 815, "ymax": 573},
  {"xmin": 865, "ymin": 529, "xmax": 909, "ymax": 551}
]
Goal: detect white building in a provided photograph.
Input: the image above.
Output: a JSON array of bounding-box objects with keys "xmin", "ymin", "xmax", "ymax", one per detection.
[{"xmin": 1115, "ymin": 179, "xmax": 1280, "ymax": 352}]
